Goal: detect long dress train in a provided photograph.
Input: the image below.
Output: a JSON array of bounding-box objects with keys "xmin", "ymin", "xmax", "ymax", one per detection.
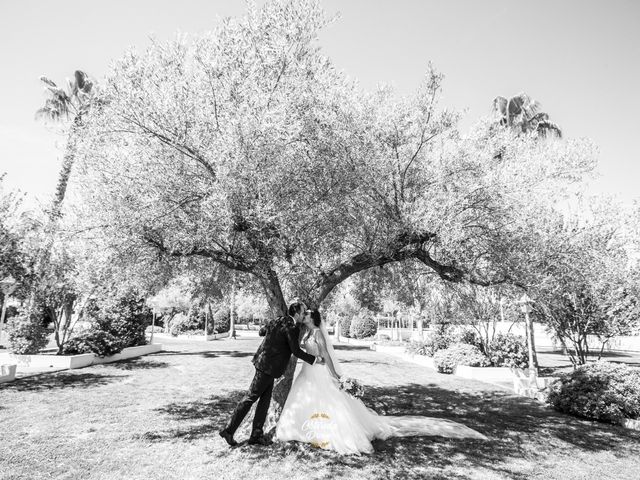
[{"xmin": 275, "ymin": 331, "xmax": 487, "ymax": 455}]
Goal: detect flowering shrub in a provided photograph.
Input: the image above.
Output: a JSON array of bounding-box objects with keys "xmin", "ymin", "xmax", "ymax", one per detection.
[
  {"xmin": 488, "ymin": 333, "xmax": 529, "ymax": 368},
  {"xmin": 546, "ymin": 361, "xmax": 640, "ymax": 424},
  {"xmin": 433, "ymin": 343, "xmax": 490, "ymax": 374}
]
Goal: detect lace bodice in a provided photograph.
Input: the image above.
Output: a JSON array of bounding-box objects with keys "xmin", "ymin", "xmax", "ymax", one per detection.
[{"xmin": 303, "ymin": 331, "xmax": 321, "ymax": 356}]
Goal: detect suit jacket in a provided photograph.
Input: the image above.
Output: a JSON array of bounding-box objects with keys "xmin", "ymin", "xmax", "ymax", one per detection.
[{"xmin": 252, "ymin": 315, "xmax": 316, "ymax": 378}]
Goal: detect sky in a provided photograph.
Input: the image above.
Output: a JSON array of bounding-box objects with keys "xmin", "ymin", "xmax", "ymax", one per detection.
[{"xmin": 0, "ymin": 0, "xmax": 638, "ymax": 207}]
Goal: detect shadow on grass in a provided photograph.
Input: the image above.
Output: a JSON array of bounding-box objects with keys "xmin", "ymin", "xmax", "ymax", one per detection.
[
  {"xmin": 337, "ymin": 359, "xmax": 393, "ymax": 366},
  {"xmin": 141, "ymin": 390, "xmax": 246, "ymax": 442},
  {"xmin": 0, "ymin": 371, "xmax": 126, "ymax": 392},
  {"xmin": 333, "ymin": 344, "xmax": 371, "ymax": 351},
  {"xmin": 155, "ymin": 350, "xmax": 253, "ymax": 359},
  {"xmin": 148, "ymin": 381, "xmax": 640, "ymax": 479},
  {"xmin": 110, "ymin": 359, "xmax": 171, "ymax": 371}
]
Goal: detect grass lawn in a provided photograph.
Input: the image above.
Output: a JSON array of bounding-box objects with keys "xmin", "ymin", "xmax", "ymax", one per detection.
[{"xmin": 1, "ymin": 336, "xmax": 639, "ymax": 480}]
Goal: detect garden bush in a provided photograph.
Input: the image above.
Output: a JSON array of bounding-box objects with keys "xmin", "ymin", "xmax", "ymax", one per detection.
[
  {"xmin": 62, "ymin": 329, "xmax": 121, "ymax": 357},
  {"xmin": 405, "ymin": 338, "xmax": 431, "ymax": 356},
  {"xmin": 169, "ymin": 313, "xmax": 197, "ymax": 336},
  {"xmin": 349, "ymin": 311, "xmax": 377, "ymax": 339},
  {"xmin": 433, "ymin": 343, "xmax": 490, "ymax": 374},
  {"xmin": 188, "ymin": 306, "xmax": 207, "ymax": 329},
  {"xmin": 546, "ymin": 361, "xmax": 640, "ymax": 424},
  {"xmin": 99, "ymin": 292, "xmax": 150, "ymax": 348},
  {"xmin": 457, "ymin": 328, "xmax": 484, "ymax": 352},
  {"xmin": 7, "ymin": 313, "xmax": 49, "ymax": 354},
  {"xmin": 213, "ymin": 307, "xmax": 230, "ymax": 333},
  {"xmin": 64, "ymin": 290, "xmax": 151, "ymax": 356},
  {"xmin": 338, "ymin": 316, "xmax": 352, "ymax": 338},
  {"xmin": 488, "ymin": 333, "xmax": 529, "ymax": 368},
  {"xmin": 406, "ymin": 327, "xmax": 455, "ymax": 357}
]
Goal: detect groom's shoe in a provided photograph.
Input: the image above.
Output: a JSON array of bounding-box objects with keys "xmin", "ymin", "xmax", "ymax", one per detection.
[
  {"xmin": 219, "ymin": 429, "xmax": 238, "ymax": 447},
  {"xmin": 247, "ymin": 435, "xmax": 273, "ymax": 446}
]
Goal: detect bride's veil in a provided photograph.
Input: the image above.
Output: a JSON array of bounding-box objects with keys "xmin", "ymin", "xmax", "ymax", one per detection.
[{"xmin": 318, "ymin": 315, "xmax": 343, "ymax": 377}]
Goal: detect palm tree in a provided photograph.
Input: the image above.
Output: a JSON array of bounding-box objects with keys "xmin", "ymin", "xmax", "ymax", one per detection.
[
  {"xmin": 36, "ymin": 70, "xmax": 97, "ymax": 219},
  {"xmin": 493, "ymin": 93, "xmax": 562, "ymax": 139},
  {"xmin": 26, "ymin": 71, "xmax": 98, "ymax": 330}
]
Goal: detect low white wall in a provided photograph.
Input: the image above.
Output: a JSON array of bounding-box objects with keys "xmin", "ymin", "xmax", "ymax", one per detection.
[
  {"xmin": 0, "ymin": 351, "xmax": 94, "ymax": 369},
  {"xmin": 92, "ymin": 344, "xmax": 162, "ymax": 365},
  {"xmin": 0, "ymin": 344, "xmax": 163, "ymax": 371},
  {"xmin": 205, "ymin": 331, "xmax": 231, "ymax": 341},
  {"xmin": 233, "ymin": 330, "xmax": 260, "ymax": 337},
  {"xmin": 455, "ymin": 365, "xmax": 519, "ymax": 382},
  {"xmin": 153, "ymin": 331, "xmax": 232, "ymax": 341},
  {"xmin": 0, "ymin": 364, "xmax": 17, "ymax": 383},
  {"xmin": 337, "ymin": 335, "xmax": 374, "ymax": 347}
]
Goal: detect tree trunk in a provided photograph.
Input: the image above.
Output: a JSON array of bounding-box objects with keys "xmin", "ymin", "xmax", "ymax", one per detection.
[{"xmin": 258, "ymin": 272, "xmax": 291, "ymax": 437}]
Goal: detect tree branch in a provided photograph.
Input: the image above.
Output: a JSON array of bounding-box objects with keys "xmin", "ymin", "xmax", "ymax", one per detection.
[{"xmin": 142, "ymin": 230, "xmax": 255, "ymax": 273}]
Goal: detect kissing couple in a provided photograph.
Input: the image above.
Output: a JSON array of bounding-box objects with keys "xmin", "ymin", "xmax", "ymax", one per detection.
[{"xmin": 219, "ymin": 302, "xmax": 487, "ymax": 455}]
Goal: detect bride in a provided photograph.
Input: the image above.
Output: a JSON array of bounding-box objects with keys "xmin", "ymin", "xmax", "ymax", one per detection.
[{"xmin": 275, "ymin": 310, "xmax": 487, "ymax": 455}]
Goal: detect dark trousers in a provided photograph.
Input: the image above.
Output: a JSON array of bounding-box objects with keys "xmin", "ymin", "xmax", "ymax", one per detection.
[{"xmin": 225, "ymin": 367, "xmax": 275, "ymax": 438}]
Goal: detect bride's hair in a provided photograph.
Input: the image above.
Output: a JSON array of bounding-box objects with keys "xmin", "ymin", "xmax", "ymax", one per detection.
[{"xmin": 310, "ymin": 310, "xmax": 322, "ymax": 327}]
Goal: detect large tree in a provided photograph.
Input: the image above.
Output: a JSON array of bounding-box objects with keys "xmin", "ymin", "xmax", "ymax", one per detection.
[{"xmin": 72, "ymin": 0, "xmax": 596, "ymax": 428}]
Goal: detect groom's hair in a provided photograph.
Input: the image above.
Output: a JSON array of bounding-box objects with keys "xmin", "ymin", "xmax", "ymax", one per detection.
[{"xmin": 288, "ymin": 302, "xmax": 305, "ymax": 317}]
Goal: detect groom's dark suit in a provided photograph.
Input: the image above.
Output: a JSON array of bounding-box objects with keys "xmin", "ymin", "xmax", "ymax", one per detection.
[{"xmin": 224, "ymin": 315, "xmax": 317, "ymax": 439}]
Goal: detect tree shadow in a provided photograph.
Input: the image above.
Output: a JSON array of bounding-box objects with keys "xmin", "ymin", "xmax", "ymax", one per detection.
[
  {"xmin": 185, "ymin": 382, "xmax": 640, "ymax": 480},
  {"xmin": 155, "ymin": 350, "xmax": 253, "ymax": 358},
  {"xmin": 141, "ymin": 390, "xmax": 246, "ymax": 442},
  {"xmin": 109, "ymin": 359, "xmax": 171, "ymax": 371},
  {"xmin": 333, "ymin": 345, "xmax": 371, "ymax": 351},
  {"xmin": 0, "ymin": 372, "xmax": 126, "ymax": 392},
  {"xmin": 337, "ymin": 359, "xmax": 390, "ymax": 366}
]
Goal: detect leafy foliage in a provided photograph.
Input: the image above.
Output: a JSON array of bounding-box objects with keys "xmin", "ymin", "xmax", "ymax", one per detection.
[
  {"xmin": 404, "ymin": 326, "xmax": 456, "ymax": 357},
  {"xmin": 68, "ymin": 290, "xmax": 151, "ymax": 356},
  {"xmin": 169, "ymin": 313, "xmax": 199, "ymax": 336},
  {"xmin": 213, "ymin": 307, "xmax": 230, "ymax": 334},
  {"xmin": 487, "ymin": 333, "xmax": 529, "ymax": 368},
  {"xmin": 348, "ymin": 310, "xmax": 378, "ymax": 339},
  {"xmin": 62, "ymin": 329, "xmax": 121, "ymax": 357},
  {"xmin": 433, "ymin": 343, "xmax": 490, "ymax": 374},
  {"xmin": 530, "ymin": 198, "xmax": 640, "ymax": 365},
  {"xmin": 7, "ymin": 312, "xmax": 49, "ymax": 354},
  {"xmin": 338, "ymin": 315, "xmax": 352, "ymax": 338},
  {"xmin": 456, "ymin": 328, "xmax": 484, "ymax": 352},
  {"xmin": 547, "ymin": 362, "xmax": 640, "ymax": 423}
]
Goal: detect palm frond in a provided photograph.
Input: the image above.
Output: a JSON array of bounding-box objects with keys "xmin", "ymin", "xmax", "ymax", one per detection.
[
  {"xmin": 537, "ymin": 121, "xmax": 562, "ymax": 138},
  {"xmin": 39, "ymin": 76, "xmax": 57, "ymax": 88},
  {"xmin": 492, "ymin": 96, "xmax": 508, "ymax": 116}
]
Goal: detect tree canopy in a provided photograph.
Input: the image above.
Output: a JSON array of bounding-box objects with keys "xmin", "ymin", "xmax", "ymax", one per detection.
[{"xmin": 73, "ymin": 1, "xmax": 596, "ymax": 322}]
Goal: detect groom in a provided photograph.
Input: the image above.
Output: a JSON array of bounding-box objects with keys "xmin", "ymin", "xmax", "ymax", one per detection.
[{"xmin": 219, "ymin": 301, "xmax": 324, "ymax": 446}]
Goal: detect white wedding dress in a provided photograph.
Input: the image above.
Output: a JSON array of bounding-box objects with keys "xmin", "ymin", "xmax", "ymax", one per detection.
[{"xmin": 275, "ymin": 329, "xmax": 487, "ymax": 455}]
